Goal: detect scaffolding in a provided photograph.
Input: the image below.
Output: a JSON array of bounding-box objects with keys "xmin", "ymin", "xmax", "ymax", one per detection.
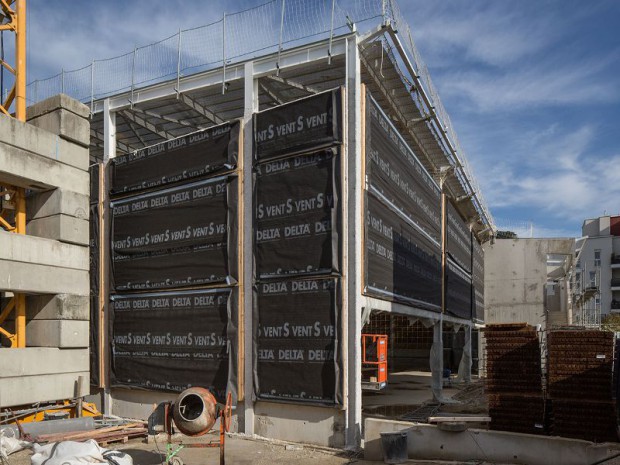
[{"xmin": 25, "ymin": 0, "xmax": 494, "ymax": 234}]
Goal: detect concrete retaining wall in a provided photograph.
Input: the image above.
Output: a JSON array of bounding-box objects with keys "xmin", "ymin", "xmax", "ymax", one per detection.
[{"xmin": 364, "ymin": 418, "xmax": 613, "ymax": 465}]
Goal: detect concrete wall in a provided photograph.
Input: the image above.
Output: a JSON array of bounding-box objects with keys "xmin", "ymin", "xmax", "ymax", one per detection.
[
  {"xmin": 484, "ymin": 238, "xmax": 574, "ymax": 328},
  {"xmin": 0, "ymin": 94, "xmax": 91, "ymax": 407},
  {"xmin": 364, "ymin": 418, "xmax": 612, "ymax": 465}
]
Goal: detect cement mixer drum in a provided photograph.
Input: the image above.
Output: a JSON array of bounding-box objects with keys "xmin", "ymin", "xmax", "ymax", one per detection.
[{"xmin": 172, "ymin": 387, "xmax": 218, "ymax": 436}]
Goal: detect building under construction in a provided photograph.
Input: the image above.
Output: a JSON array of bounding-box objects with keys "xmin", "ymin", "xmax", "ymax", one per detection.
[{"xmin": 1, "ymin": 0, "xmax": 492, "ymax": 449}]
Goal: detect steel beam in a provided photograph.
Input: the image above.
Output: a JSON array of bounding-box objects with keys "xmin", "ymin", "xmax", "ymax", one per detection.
[
  {"xmin": 92, "ymin": 34, "xmax": 351, "ymax": 113},
  {"xmin": 119, "ymin": 109, "xmax": 171, "ymax": 140},
  {"xmin": 258, "ymin": 81, "xmax": 285, "ymax": 105},
  {"xmin": 265, "ymin": 75, "xmax": 320, "ymax": 94},
  {"xmin": 91, "ymin": 129, "xmax": 135, "ymax": 154},
  {"xmin": 178, "ymin": 93, "xmax": 224, "ymax": 125}
]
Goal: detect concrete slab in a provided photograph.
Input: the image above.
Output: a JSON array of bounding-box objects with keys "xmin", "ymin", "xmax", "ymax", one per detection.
[
  {"xmin": 0, "ymin": 370, "xmax": 89, "ymax": 407},
  {"xmin": 0, "ymin": 231, "xmax": 88, "ymax": 270},
  {"xmin": 0, "ymin": 260, "xmax": 88, "ymax": 295},
  {"xmin": 27, "ymin": 214, "xmax": 89, "ymax": 245},
  {"xmin": 27, "ymin": 294, "xmax": 90, "ymax": 320},
  {"xmin": 364, "ymin": 418, "xmax": 615, "ymax": 465},
  {"xmin": 26, "ymin": 320, "xmax": 89, "ymax": 348},
  {"xmin": 0, "ymin": 115, "xmax": 89, "ymax": 171},
  {"xmin": 0, "ymin": 142, "xmax": 88, "ymax": 193},
  {"xmin": 28, "ymin": 189, "xmax": 89, "ymax": 220},
  {"xmin": 0, "ymin": 347, "xmax": 88, "ymax": 377},
  {"xmin": 28, "ymin": 108, "xmax": 90, "ymax": 147}
]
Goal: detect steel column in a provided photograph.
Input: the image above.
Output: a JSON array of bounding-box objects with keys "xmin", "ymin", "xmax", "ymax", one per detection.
[{"xmin": 344, "ymin": 34, "xmax": 363, "ymax": 450}]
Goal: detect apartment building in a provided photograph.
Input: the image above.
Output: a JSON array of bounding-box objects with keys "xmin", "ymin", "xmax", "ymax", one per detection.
[{"xmin": 571, "ymin": 215, "xmax": 620, "ymax": 326}]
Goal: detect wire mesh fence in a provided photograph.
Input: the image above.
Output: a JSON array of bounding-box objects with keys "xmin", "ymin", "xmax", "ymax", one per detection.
[{"xmin": 24, "ymin": 0, "xmax": 494, "ymax": 229}]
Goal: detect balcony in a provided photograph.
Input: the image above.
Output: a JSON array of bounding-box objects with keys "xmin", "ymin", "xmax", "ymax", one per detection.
[
  {"xmin": 612, "ymin": 300, "xmax": 620, "ymax": 311},
  {"xmin": 612, "ymin": 255, "xmax": 620, "ymax": 268},
  {"xmin": 612, "ymin": 279, "xmax": 620, "ymax": 291}
]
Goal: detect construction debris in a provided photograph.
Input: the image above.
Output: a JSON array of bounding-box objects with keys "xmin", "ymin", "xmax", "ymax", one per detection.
[{"xmin": 32, "ymin": 421, "xmax": 147, "ymax": 447}]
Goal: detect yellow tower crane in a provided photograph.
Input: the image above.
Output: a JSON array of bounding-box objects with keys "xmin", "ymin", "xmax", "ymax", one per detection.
[{"xmin": 0, "ymin": 0, "xmax": 27, "ymax": 348}]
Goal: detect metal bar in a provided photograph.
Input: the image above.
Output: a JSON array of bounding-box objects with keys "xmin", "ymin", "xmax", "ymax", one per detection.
[
  {"xmin": 14, "ymin": 0, "xmax": 24, "ymax": 120},
  {"xmin": 90, "ymin": 128, "xmax": 135, "ymax": 154},
  {"xmin": 61, "ymin": 68, "xmax": 64, "ymax": 94},
  {"xmin": 0, "ymin": 297, "xmax": 15, "ymax": 325},
  {"xmin": 131, "ymin": 105, "xmax": 199, "ymax": 129},
  {"xmin": 328, "ymin": 0, "xmax": 336, "ymax": 65},
  {"xmin": 130, "ymin": 46, "xmax": 137, "ymax": 107},
  {"xmin": 120, "ymin": 114, "xmax": 148, "ymax": 147},
  {"xmin": 0, "ymin": 214, "xmax": 15, "ymax": 231},
  {"xmin": 221, "ymin": 13, "xmax": 226, "ymax": 95},
  {"xmin": 276, "ymin": 0, "xmax": 285, "ymax": 75},
  {"xmin": 90, "ymin": 61, "xmax": 95, "ymax": 115},
  {"xmin": 0, "ymin": 326, "xmax": 16, "ymax": 347},
  {"xmin": 176, "ymin": 28, "xmax": 182, "ymax": 97}
]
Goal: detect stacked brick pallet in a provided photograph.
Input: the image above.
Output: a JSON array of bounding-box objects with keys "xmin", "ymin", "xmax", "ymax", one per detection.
[
  {"xmin": 484, "ymin": 323, "xmax": 545, "ymax": 435},
  {"xmin": 547, "ymin": 330, "xmax": 617, "ymax": 442}
]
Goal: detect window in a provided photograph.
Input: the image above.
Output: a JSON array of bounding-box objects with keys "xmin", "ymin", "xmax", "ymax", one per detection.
[
  {"xmin": 590, "ymin": 271, "xmax": 597, "ymax": 287},
  {"xmin": 594, "ymin": 249, "xmax": 601, "ymax": 267}
]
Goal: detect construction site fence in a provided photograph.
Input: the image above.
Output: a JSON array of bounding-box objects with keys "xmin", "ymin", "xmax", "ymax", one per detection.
[{"xmin": 23, "ymin": 0, "xmax": 492, "ymax": 230}]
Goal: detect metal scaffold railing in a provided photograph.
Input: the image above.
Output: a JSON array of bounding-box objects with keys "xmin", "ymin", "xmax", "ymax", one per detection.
[{"xmin": 22, "ymin": 0, "xmax": 494, "ymax": 232}]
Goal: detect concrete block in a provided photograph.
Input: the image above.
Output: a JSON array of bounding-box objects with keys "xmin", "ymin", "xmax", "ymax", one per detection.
[
  {"xmin": 0, "ymin": 142, "xmax": 88, "ymax": 193},
  {"xmin": 26, "ymin": 320, "xmax": 89, "ymax": 348},
  {"xmin": 28, "ymin": 109, "xmax": 90, "ymax": 148},
  {"xmin": 27, "ymin": 94, "xmax": 90, "ymax": 120},
  {"xmin": 0, "ymin": 371, "xmax": 89, "ymax": 408},
  {"xmin": 0, "ymin": 114, "xmax": 89, "ymax": 172},
  {"xmin": 364, "ymin": 418, "xmax": 612, "ymax": 465},
  {"xmin": 0, "ymin": 231, "xmax": 89, "ymax": 270},
  {"xmin": 253, "ymin": 401, "xmax": 345, "ymax": 448},
  {"xmin": 27, "ymin": 294, "xmax": 90, "ymax": 320},
  {"xmin": 0, "ymin": 347, "xmax": 89, "ymax": 377},
  {"xmin": 28, "ymin": 189, "xmax": 89, "ymax": 220},
  {"xmin": 27, "ymin": 214, "xmax": 89, "ymax": 245},
  {"xmin": 0, "ymin": 261, "xmax": 88, "ymax": 295},
  {"xmin": 28, "ymin": 101, "xmax": 90, "ymax": 147}
]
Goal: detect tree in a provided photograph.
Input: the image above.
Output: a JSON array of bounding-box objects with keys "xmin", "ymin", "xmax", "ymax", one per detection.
[{"xmin": 496, "ymin": 230, "xmax": 517, "ymax": 239}]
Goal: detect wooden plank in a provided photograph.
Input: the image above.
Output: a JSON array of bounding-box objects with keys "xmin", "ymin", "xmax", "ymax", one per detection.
[{"xmin": 237, "ymin": 117, "xmax": 245, "ymax": 402}]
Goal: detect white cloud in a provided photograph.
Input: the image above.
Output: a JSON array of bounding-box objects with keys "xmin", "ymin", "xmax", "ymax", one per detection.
[
  {"xmin": 438, "ymin": 52, "xmax": 620, "ymax": 111},
  {"xmin": 473, "ymin": 123, "xmax": 620, "ymax": 223}
]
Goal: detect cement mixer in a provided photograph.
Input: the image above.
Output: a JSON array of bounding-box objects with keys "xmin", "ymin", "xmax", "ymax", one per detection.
[{"xmin": 148, "ymin": 388, "xmax": 232, "ymax": 465}]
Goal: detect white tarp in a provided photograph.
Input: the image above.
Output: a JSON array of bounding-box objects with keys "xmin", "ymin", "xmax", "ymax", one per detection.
[{"xmin": 31, "ymin": 440, "xmax": 132, "ymax": 465}]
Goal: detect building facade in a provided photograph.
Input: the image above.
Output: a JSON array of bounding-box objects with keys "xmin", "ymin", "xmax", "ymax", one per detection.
[{"xmin": 571, "ymin": 215, "xmax": 620, "ymax": 326}]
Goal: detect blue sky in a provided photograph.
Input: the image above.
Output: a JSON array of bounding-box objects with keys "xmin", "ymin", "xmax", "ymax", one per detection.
[{"xmin": 23, "ymin": 0, "xmax": 620, "ymax": 238}]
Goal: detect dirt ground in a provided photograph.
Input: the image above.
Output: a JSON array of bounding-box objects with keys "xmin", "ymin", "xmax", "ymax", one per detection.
[{"xmin": 6, "ymin": 434, "xmax": 482, "ymax": 465}]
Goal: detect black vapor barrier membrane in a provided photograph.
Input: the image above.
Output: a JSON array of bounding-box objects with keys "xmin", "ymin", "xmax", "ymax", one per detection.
[
  {"xmin": 254, "ymin": 277, "xmax": 342, "ymax": 405},
  {"xmin": 254, "ymin": 89, "xmax": 342, "ymax": 162},
  {"xmin": 472, "ymin": 236, "xmax": 484, "ymax": 322},
  {"xmin": 110, "ymin": 288, "xmax": 236, "ymax": 400},
  {"xmin": 366, "ymin": 94, "xmax": 441, "ymax": 243},
  {"xmin": 89, "ymin": 201, "xmax": 100, "ymax": 386},
  {"xmin": 365, "ymin": 191, "xmax": 441, "ymax": 310},
  {"xmin": 446, "ymin": 260, "xmax": 472, "ymax": 320},
  {"xmin": 254, "ymin": 149, "xmax": 341, "ymax": 279},
  {"xmin": 111, "ymin": 121, "xmax": 240, "ymax": 195},
  {"xmin": 111, "ymin": 176, "xmax": 238, "ymax": 291},
  {"xmin": 447, "ymin": 201, "xmax": 472, "ymax": 274}
]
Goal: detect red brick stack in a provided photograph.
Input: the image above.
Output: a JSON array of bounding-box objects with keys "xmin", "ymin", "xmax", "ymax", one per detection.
[
  {"xmin": 547, "ymin": 330, "xmax": 617, "ymax": 442},
  {"xmin": 484, "ymin": 323, "xmax": 545, "ymax": 434}
]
